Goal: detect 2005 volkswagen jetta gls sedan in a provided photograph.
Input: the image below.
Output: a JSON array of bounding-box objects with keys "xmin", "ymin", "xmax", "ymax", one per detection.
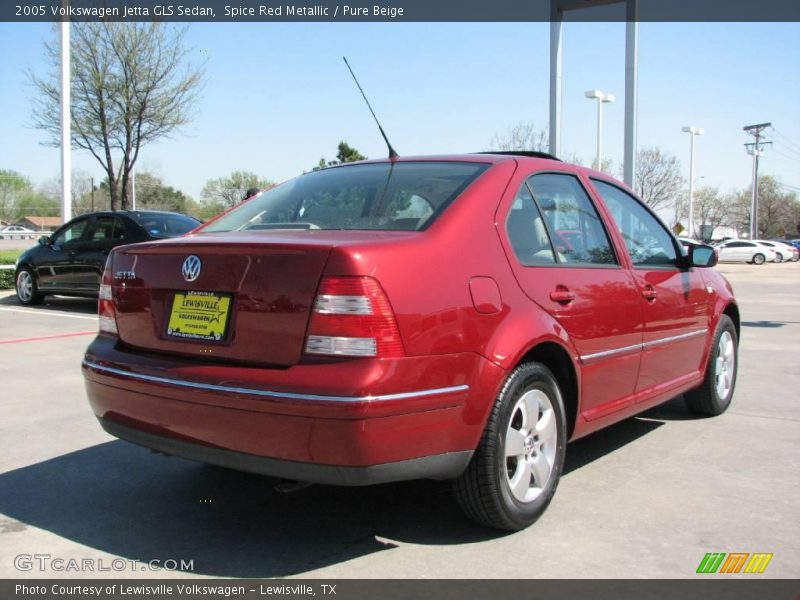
[{"xmin": 82, "ymin": 152, "xmax": 739, "ymax": 530}]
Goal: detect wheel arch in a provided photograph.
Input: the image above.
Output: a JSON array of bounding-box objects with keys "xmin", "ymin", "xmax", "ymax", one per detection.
[
  {"xmin": 723, "ymin": 301, "xmax": 740, "ymax": 339},
  {"xmin": 515, "ymin": 341, "xmax": 579, "ymax": 440}
]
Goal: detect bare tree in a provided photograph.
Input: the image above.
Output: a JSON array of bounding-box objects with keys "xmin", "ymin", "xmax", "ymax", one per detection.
[
  {"xmin": 201, "ymin": 171, "xmax": 274, "ymax": 209},
  {"xmin": 30, "ymin": 23, "xmax": 204, "ymax": 210},
  {"xmin": 634, "ymin": 147, "xmax": 684, "ymax": 212},
  {"xmin": 488, "ymin": 122, "xmax": 549, "ymax": 152},
  {"xmin": 691, "ymin": 186, "xmax": 733, "ymax": 241}
]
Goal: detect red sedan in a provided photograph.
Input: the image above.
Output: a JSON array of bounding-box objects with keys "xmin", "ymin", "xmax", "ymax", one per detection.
[{"xmin": 82, "ymin": 153, "xmax": 739, "ymax": 530}]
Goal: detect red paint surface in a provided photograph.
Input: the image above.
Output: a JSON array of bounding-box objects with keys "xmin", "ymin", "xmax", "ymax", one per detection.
[{"xmin": 83, "ymin": 154, "xmax": 736, "ymax": 469}]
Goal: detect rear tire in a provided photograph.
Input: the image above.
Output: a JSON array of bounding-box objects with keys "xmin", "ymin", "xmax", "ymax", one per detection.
[
  {"xmin": 752, "ymin": 253, "xmax": 765, "ymax": 265},
  {"xmin": 685, "ymin": 315, "xmax": 737, "ymax": 416},
  {"xmin": 15, "ymin": 267, "xmax": 44, "ymax": 306},
  {"xmin": 775, "ymin": 252, "xmax": 783, "ymax": 263},
  {"xmin": 453, "ymin": 362, "xmax": 567, "ymax": 531}
]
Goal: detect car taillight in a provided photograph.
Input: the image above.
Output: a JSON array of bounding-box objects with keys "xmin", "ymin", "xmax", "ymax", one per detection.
[
  {"xmin": 304, "ymin": 276, "xmax": 404, "ymax": 358},
  {"xmin": 98, "ymin": 256, "xmax": 118, "ymax": 335}
]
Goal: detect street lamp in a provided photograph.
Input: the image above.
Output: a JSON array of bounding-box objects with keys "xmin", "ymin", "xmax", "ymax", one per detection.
[
  {"xmin": 585, "ymin": 90, "xmax": 615, "ymax": 171},
  {"xmin": 682, "ymin": 126, "xmax": 704, "ymax": 238}
]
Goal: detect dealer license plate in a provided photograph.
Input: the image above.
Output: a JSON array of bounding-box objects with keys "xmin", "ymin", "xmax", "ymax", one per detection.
[{"xmin": 166, "ymin": 291, "xmax": 232, "ymax": 342}]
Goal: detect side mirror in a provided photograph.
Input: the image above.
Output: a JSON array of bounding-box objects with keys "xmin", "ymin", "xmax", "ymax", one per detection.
[
  {"xmin": 688, "ymin": 243, "xmax": 717, "ymax": 268},
  {"xmin": 38, "ymin": 235, "xmax": 50, "ymax": 246}
]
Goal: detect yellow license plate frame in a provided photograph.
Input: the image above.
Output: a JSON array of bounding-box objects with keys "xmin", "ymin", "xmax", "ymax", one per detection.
[{"xmin": 166, "ymin": 291, "xmax": 232, "ymax": 342}]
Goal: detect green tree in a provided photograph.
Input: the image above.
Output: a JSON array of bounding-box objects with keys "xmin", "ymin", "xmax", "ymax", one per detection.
[
  {"xmin": 313, "ymin": 141, "xmax": 367, "ymax": 170},
  {"xmin": 30, "ymin": 23, "xmax": 204, "ymax": 211},
  {"xmin": 728, "ymin": 175, "xmax": 800, "ymax": 238},
  {"xmin": 0, "ymin": 170, "xmax": 34, "ymax": 223},
  {"xmin": 14, "ymin": 191, "xmax": 60, "ymax": 221},
  {"xmin": 200, "ymin": 170, "xmax": 274, "ymax": 209},
  {"xmin": 132, "ymin": 172, "xmax": 193, "ymax": 212}
]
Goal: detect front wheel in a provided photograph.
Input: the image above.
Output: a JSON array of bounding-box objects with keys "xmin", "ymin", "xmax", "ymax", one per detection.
[
  {"xmin": 752, "ymin": 253, "xmax": 765, "ymax": 265},
  {"xmin": 16, "ymin": 267, "xmax": 44, "ymax": 306},
  {"xmin": 453, "ymin": 362, "xmax": 567, "ymax": 530},
  {"xmin": 685, "ymin": 315, "xmax": 738, "ymax": 416}
]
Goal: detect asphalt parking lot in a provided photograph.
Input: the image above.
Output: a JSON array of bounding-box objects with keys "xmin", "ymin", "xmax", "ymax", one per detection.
[{"xmin": 0, "ymin": 262, "xmax": 797, "ymax": 579}]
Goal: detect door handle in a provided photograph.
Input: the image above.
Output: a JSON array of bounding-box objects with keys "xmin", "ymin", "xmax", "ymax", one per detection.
[
  {"xmin": 549, "ymin": 287, "xmax": 575, "ymax": 304},
  {"xmin": 641, "ymin": 285, "xmax": 657, "ymax": 301}
]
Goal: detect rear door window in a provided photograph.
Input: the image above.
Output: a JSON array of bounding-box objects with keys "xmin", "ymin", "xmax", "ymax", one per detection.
[
  {"xmin": 86, "ymin": 216, "xmax": 126, "ymax": 243},
  {"xmin": 525, "ymin": 173, "xmax": 617, "ymax": 266}
]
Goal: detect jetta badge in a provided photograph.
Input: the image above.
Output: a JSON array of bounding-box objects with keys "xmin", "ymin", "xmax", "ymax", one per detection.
[{"xmin": 181, "ymin": 255, "xmax": 202, "ymax": 282}]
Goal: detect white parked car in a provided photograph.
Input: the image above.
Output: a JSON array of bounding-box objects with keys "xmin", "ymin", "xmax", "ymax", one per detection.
[
  {"xmin": 0, "ymin": 225, "xmax": 36, "ymax": 239},
  {"xmin": 762, "ymin": 240, "xmax": 799, "ymax": 262},
  {"xmin": 714, "ymin": 240, "xmax": 777, "ymax": 264}
]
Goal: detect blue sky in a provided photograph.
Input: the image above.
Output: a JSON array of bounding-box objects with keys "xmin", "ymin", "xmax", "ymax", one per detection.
[{"xmin": 0, "ymin": 21, "xmax": 798, "ymax": 202}]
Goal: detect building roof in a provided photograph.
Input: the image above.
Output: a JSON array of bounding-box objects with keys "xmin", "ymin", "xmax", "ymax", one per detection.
[{"xmin": 20, "ymin": 216, "xmax": 63, "ymax": 228}]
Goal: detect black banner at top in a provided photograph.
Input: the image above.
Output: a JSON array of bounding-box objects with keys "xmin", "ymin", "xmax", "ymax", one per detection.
[{"xmin": 3, "ymin": 0, "xmax": 800, "ymax": 22}]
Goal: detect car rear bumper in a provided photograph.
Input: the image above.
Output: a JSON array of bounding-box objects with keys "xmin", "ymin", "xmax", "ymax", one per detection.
[
  {"xmin": 98, "ymin": 417, "xmax": 473, "ymax": 486},
  {"xmin": 82, "ymin": 336, "xmax": 504, "ymax": 483}
]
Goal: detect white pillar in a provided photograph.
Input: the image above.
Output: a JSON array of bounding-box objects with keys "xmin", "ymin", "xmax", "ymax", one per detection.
[
  {"xmin": 623, "ymin": 2, "xmax": 639, "ymax": 188},
  {"xmin": 60, "ymin": 20, "xmax": 71, "ymax": 224},
  {"xmin": 549, "ymin": 16, "xmax": 563, "ymax": 158}
]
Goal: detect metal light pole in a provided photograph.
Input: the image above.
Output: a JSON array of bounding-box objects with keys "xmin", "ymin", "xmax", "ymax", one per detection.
[
  {"xmin": 585, "ymin": 90, "xmax": 615, "ymax": 171},
  {"xmin": 682, "ymin": 126, "xmax": 704, "ymax": 239},
  {"xmin": 60, "ymin": 20, "xmax": 71, "ymax": 224}
]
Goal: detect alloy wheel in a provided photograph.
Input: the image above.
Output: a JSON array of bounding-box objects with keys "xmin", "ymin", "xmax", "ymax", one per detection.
[
  {"xmin": 715, "ymin": 330, "xmax": 735, "ymax": 400},
  {"xmin": 505, "ymin": 389, "xmax": 558, "ymax": 503}
]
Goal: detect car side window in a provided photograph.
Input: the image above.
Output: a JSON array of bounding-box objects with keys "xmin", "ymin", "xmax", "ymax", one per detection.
[
  {"xmin": 52, "ymin": 218, "xmax": 89, "ymax": 246},
  {"xmin": 527, "ymin": 173, "xmax": 617, "ymax": 266},
  {"xmin": 505, "ymin": 183, "xmax": 557, "ymax": 265},
  {"xmin": 592, "ymin": 180, "xmax": 678, "ymax": 267},
  {"xmin": 87, "ymin": 216, "xmax": 126, "ymax": 243}
]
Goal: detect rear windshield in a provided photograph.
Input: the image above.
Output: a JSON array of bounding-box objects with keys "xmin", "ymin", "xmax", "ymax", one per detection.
[
  {"xmin": 201, "ymin": 161, "xmax": 489, "ymax": 233},
  {"xmin": 134, "ymin": 214, "xmax": 200, "ymax": 237}
]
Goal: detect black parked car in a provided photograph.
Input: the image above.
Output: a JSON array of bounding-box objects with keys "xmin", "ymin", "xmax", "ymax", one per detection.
[{"xmin": 15, "ymin": 211, "xmax": 201, "ymax": 305}]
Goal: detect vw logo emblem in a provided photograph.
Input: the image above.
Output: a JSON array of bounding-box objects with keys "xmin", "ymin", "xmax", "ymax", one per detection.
[{"xmin": 181, "ymin": 255, "xmax": 202, "ymax": 282}]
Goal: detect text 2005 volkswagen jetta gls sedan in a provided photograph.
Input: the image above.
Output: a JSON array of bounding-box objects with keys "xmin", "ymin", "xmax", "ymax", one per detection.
[{"xmin": 83, "ymin": 153, "xmax": 739, "ymax": 530}]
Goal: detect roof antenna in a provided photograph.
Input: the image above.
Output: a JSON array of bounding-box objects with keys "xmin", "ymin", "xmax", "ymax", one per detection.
[{"xmin": 342, "ymin": 56, "xmax": 399, "ymax": 160}]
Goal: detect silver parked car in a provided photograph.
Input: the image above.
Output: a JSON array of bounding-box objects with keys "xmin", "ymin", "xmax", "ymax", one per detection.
[
  {"xmin": 715, "ymin": 240, "xmax": 777, "ymax": 264},
  {"xmin": 0, "ymin": 225, "xmax": 36, "ymax": 239}
]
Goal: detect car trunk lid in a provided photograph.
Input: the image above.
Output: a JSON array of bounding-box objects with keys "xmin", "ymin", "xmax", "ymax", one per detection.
[{"xmin": 110, "ymin": 232, "xmax": 338, "ymax": 367}]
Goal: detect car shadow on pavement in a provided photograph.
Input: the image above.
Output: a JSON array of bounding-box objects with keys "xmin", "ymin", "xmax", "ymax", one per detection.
[
  {"xmin": 563, "ymin": 415, "xmax": 665, "ymax": 475},
  {"xmin": 0, "ymin": 294, "xmax": 97, "ymax": 315},
  {"xmin": 0, "ymin": 411, "xmax": 678, "ymax": 577},
  {"xmin": 0, "ymin": 440, "xmax": 493, "ymax": 577},
  {"xmin": 742, "ymin": 320, "xmax": 798, "ymax": 328}
]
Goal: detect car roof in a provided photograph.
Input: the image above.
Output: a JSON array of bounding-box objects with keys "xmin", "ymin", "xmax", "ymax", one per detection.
[
  {"xmin": 319, "ymin": 153, "xmax": 627, "ymax": 189},
  {"xmin": 71, "ymin": 210, "xmax": 198, "ymax": 220}
]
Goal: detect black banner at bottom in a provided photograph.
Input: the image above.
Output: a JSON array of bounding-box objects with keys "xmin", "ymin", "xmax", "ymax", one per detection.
[{"xmin": 3, "ymin": 579, "xmax": 799, "ymax": 600}]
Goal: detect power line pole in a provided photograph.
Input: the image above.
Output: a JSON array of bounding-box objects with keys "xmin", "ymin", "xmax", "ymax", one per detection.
[
  {"xmin": 90, "ymin": 177, "xmax": 95, "ymax": 212},
  {"xmin": 743, "ymin": 122, "xmax": 772, "ymax": 239}
]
